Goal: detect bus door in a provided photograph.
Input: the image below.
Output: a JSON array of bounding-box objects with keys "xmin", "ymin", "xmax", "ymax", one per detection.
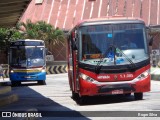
[{"xmin": 68, "ymin": 30, "xmax": 79, "ymax": 93}]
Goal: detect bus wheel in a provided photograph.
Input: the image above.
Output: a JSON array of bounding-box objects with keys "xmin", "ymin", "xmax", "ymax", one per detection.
[
  {"xmin": 134, "ymin": 92, "xmax": 143, "ymax": 100},
  {"xmin": 78, "ymin": 96, "xmax": 87, "ymax": 105},
  {"xmin": 71, "ymin": 91, "xmax": 79, "ymax": 100},
  {"xmin": 38, "ymin": 80, "xmax": 46, "ymax": 85}
]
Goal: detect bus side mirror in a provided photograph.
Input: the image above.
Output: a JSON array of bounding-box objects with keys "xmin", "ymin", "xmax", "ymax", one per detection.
[{"xmin": 71, "ymin": 31, "xmax": 78, "ymax": 50}]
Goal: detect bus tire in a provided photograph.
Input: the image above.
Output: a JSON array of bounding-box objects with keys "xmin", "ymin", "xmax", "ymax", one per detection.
[
  {"xmin": 134, "ymin": 92, "xmax": 143, "ymax": 100},
  {"xmin": 78, "ymin": 96, "xmax": 88, "ymax": 105},
  {"xmin": 71, "ymin": 91, "xmax": 79, "ymax": 100},
  {"xmin": 38, "ymin": 80, "xmax": 46, "ymax": 85}
]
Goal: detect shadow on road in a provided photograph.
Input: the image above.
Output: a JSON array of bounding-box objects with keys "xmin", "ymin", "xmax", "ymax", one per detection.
[
  {"xmin": 72, "ymin": 94, "xmax": 142, "ymax": 106},
  {"xmin": 0, "ymin": 82, "xmax": 91, "ymax": 120}
]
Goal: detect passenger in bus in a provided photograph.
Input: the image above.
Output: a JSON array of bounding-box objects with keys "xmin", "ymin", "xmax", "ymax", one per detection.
[{"xmin": 121, "ymin": 37, "xmax": 137, "ymax": 49}]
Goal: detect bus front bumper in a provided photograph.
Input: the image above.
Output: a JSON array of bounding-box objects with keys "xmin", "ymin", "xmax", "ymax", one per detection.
[
  {"xmin": 79, "ymin": 76, "xmax": 150, "ymax": 96},
  {"xmin": 9, "ymin": 72, "xmax": 46, "ymax": 81}
]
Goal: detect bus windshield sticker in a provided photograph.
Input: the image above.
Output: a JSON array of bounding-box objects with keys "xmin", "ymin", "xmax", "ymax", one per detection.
[{"xmin": 107, "ymin": 33, "xmax": 112, "ymax": 38}]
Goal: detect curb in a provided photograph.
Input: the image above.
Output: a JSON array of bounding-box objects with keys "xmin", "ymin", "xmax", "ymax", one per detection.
[
  {"xmin": 0, "ymin": 93, "xmax": 18, "ymax": 107},
  {"xmin": 0, "ymin": 86, "xmax": 11, "ymax": 95},
  {"xmin": 151, "ymin": 75, "xmax": 160, "ymax": 81},
  {"xmin": 150, "ymin": 67, "xmax": 160, "ymax": 81}
]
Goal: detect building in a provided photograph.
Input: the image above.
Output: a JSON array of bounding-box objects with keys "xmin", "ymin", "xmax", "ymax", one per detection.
[
  {"xmin": 21, "ymin": 0, "xmax": 160, "ymax": 29},
  {"xmin": 20, "ymin": 0, "xmax": 160, "ymax": 61}
]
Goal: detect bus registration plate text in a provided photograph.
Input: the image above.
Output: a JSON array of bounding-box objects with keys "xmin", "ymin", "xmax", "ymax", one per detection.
[{"xmin": 112, "ymin": 89, "xmax": 123, "ymax": 94}]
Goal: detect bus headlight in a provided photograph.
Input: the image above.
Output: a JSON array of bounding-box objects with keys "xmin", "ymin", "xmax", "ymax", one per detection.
[
  {"xmin": 10, "ymin": 70, "xmax": 14, "ymax": 73},
  {"xmin": 41, "ymin": 69, "xmax": 46, "ymax": 72},
  {"xmin": 133, "ymin": 70, "xmax": 150, "ymax": 82},
  {"xmin": 79, "ymin": 73, "xmax": 95, "ymax": 83},
  {"xmin": 41, "ymin": 66, "xmax": 46, "ymax": 72}
]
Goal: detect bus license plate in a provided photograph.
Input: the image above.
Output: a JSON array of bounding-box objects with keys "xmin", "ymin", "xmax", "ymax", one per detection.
[
  {"xmin": 24, "ymin": 76, "xmax": 31, "ymax": 78},
  {"xmin": 112, "ymin": 89, "xmax": 123, "ymax": 94}
]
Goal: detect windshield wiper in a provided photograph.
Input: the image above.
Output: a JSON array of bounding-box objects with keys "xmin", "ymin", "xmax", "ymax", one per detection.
[
  {"xmin": 95, "ymin": 45, "xmax": 114, "ymax": 73},
  {"xmin": 95, "ymin": 45, "xmax": 136, "ymax": 73},
  {"xmin": 111, "ymin": 45, "xmax": 136, "ymax": 68}
]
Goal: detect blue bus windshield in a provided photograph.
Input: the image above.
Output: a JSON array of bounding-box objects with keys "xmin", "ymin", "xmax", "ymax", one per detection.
[{"xmin": 10, "ymin": 47, "xmax": 45, "ymax": 68}]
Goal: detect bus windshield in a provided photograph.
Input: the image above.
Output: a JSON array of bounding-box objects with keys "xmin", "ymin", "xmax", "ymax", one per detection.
[
  {"xmin": 79, "ymin": 23, "xmax": 149, "ymax": 66},
  {"xmin": 10, "ymin": 47, "xmax": 45, "ymax": 68}
]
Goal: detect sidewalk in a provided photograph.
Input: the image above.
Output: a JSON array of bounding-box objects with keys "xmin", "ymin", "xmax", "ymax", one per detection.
[
  {"xmin": 150, "ymin": 67, "xmax": 160, "ymax": 81},
  {"xmin": 0, "ymin": 77, "xmax": 10, "ymax": 82},
  {"xmin": 0, "ymin": 78, "xmax": 18, "ymax": 107},
  {"xmin": 0, "ymin": 78, "xmax": 10, "ymax": 86}
]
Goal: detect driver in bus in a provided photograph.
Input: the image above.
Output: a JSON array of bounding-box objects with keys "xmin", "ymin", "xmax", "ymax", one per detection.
[{"xmin": 121, "ymin": 37, "xmax": 137, "ymax": 49}]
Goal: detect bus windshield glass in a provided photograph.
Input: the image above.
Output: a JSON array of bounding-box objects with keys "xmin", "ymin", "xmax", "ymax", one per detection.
[
  {"xmin": 79, "ymin": 23, "xmax": 148, "ymax": 66},
  {"xmin": 10, "ymin": 47, "xmax": 45, "ymax": 68}
]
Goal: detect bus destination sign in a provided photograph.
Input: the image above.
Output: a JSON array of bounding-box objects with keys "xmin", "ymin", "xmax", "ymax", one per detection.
[{"xmin": 10, "ymin": 41, "xmax": 44, "ymax": 46}]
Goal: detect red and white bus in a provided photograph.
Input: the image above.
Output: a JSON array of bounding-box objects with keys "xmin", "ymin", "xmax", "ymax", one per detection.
[{"xmin": 67, "ymin": 17, "xmax": 150, "ymax": 104}]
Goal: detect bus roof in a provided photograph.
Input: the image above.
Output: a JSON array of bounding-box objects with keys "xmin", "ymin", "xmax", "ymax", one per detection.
[
  {"xmin": 76, "ymin": 16, "xmax": 145, "ymax": 28},
  {"xmin": 14, "ymin": 39, "xmax": 44, "ymax": 42},
  {"xmin": 10, "ymin": 39, "xmax": 45, "ymax": 46}
]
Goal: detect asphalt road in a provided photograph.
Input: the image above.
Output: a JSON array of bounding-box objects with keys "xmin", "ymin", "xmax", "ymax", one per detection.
[{"xmin": 0, "ymin": 73, "xmax": 160, "ymax": 120}]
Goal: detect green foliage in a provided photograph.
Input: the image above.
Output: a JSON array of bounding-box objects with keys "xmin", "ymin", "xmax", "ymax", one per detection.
[
  {"xmin": 0, "ymin": 27, "xmax": 22, "ymax": 42},
  {"xmin": 17, "ymin": 19, "xmax": 65, "ymax": 51},
  {"xmin": 0, "ymin": 28, "xmax": 9, "ymax": 42},
  {"xmin": 17, "ymin": 19, "xmax": 65, "ymax": 43},
  {"xmin": 0, "ymin": 27, "xmax": 22, "ymax": 50},
  {"xmin": 0, "ymin": 19, "xmax": 65, "ymax": 51}
]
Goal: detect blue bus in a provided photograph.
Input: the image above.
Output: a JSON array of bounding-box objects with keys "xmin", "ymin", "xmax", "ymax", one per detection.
[{"xmin": 9, "ymin": 39, "xmax": 46, "ymax": 86}]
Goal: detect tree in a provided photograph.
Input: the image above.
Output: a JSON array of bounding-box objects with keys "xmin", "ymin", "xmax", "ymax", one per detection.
[
  {"xmin": 0, "ymin": 28, "xmax": 8, "ymax": 50},
  {"xmin": 0, "ymin": 27, "xmax": 22, "ymax": 64},
  {"xmin": 0, "ymin": 19, "xmax": 65, "ymax": 63},
  {"xmin": 17, "ymin": 19, "xmax": 65, "ymax": 42},
  {"xmin": 17, "ymin": 19, "xmax": 65, "ymax": 51},
  {"xmin": 0, "ymin": 27, "xmax": 22, "ymax": 50}
]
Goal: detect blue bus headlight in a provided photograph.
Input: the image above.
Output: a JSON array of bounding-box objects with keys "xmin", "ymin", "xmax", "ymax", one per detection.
[
  {"xmin": 41, "ymin": 69, "xmax": 46, "ymax": 72},
  {"xmin": 10, "ymin": 70, "xmax": 14, "ymax": 73}
]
